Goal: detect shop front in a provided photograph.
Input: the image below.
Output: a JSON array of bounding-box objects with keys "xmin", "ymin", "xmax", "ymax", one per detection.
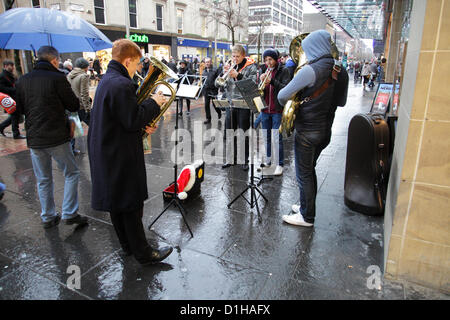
[{"xmin": 98, "ymin": 29, "xmax": 174, "ymax": 61}]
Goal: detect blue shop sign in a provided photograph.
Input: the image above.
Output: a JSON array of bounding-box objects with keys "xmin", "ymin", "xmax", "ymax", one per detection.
[{"xmin": 178, "ymin": 38, "xmax": 209, "ymax": 48}]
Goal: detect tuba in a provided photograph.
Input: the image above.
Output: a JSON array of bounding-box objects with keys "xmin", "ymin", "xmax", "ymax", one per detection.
[
  {"xmin": 137, "ymin": 56, "xmax": 179, "ymax": 154},
  {"xmin": 279, "ymin": 33, "xmax": 309, "ymax": 137},
  {"xmin": 279, "ymin": 34, "xmax": 340, "ymax": 137}
]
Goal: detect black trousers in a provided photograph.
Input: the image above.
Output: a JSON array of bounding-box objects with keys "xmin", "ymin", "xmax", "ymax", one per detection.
[
  {"xmin": 204, "ymin": 92, "xmax": 221, "ymax": 120},
  {"xmin": 110, "ymin": 207, "xmax": 153, "ymax": 263},
  {"xmin": 225, "ymin": 108, "xmax": 250, "ymax": 164},
  {"xmin": 0, "ymin": 112, "xmax": 20, "ymax": 137},
  {"xmin": 177, "ymin": 98, "xmax": 190, "ymax": 114}
]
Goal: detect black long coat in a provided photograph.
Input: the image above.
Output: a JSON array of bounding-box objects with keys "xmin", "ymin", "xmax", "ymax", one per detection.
[{"xmin": 88, "ymin": 60, "xmax": 160, "ymax": 213}]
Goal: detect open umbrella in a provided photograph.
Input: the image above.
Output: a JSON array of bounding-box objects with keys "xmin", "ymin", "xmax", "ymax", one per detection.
[{"xmin": 0, "ymin": 8, "xmax": 113, "ymax": 53}]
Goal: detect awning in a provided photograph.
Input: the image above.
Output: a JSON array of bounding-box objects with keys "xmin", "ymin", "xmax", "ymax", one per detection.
[{"xmin": 307, "ymin": 0, "xmax": 387, "ymax": 40}]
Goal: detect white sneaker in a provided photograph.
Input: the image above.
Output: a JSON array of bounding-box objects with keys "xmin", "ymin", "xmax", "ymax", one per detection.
[
  {"xmin": 274, "ymin": 165, "xmax": 283, "ymax": 176},
  {"xmin": 291, "ymin": 204, "xmax": 300, "ymax": 214},
  {"xmin": 282, "ymin": 213, "xmax": 313, "ymax": 227}
]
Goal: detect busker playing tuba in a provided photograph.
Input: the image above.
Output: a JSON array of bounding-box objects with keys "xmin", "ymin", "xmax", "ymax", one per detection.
[
  {"xmin": 88, "ymin": 39, "xmax": 173, "ymax": 265},
  {"xmin": 219, "ymin": 44, "xmax": 257, "ymax": 171},
  {"xmin": 277, "ymin": 30, "xmax": 349, "ymax": 227}
]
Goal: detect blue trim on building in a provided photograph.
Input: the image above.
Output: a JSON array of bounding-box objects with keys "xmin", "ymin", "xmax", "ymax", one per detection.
[{"xmin": 177, "ymin": 38, "xmax": 209, "ymax": 48}]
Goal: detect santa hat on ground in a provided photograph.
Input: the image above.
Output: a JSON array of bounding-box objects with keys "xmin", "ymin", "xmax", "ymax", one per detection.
[{"xmin": 164, "ymin": 160, "xmax": 204, "ymax": 200}]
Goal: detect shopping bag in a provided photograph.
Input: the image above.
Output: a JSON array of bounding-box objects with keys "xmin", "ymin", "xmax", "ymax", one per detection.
[{"xmin": 68, "ymin": 113, "xmax": 84, "ymax": 138}]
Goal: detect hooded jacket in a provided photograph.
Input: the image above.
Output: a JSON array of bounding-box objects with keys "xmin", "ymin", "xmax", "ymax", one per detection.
[
  {"xmin": 278, "ymin": 30, "xmax": 347, "ymax": 132},
  {"xmin": 67, "ymin": 68, "xmax": 91, "ymax": 112},
  {"xmin": 15, "ymin": 60, "xmax": 80, "ymax": 149}
]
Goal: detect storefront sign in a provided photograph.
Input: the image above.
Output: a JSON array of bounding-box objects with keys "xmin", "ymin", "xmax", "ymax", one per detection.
[
  {"xmin": 371, "ymin": 83, "xmax": 392, "ymax": 115},
  {"xmin": 126, "ymin": 33, "xmax": 149, "ymax": 43}
]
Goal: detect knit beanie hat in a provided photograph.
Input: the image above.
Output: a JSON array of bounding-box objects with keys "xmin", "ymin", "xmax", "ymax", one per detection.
[
  {"xmin": 75, "ymin": 57, "xmax": 89, "ymax": 69},
  {"xmin": 263, "ymin": 49, "xmax": 279, "ymax": 61}
]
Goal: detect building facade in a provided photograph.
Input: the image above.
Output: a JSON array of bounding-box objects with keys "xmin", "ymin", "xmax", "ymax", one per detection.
[
  {"xmin": 247, "ymin": 0, "xmax": 303, "ymax": 60},
  {"xmin": 1, "ymin": 0, "xmax": 249, "ymax": 66}
]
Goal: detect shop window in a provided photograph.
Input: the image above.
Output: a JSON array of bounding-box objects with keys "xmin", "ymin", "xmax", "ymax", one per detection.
[
  {"xmin": 129, "ymin": 0, "xmax": 137, "ymax": 28},
  {"xmin": 177, "ymin": 9, "xmax": 183, "ymax": 34},
  {"xmin": 32, "ymin": 0, "xmax": 40, "ymax": 7},
  {"xmin": 94, "ymin": 0, "xmax": 105, "ymax": 25},
  {"xmin": 156, "ymin": 4, "xmax": 163, "ymax": 31}
]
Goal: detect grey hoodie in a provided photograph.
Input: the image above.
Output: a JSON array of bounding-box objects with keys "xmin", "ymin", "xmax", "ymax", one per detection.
[
  {"xmin": 278, "ymin": 30, "xmax": 333, "ymax": 106},
  {"xmin": 67, "ymin": 68, "xmax": 91, "ymax": 112}
]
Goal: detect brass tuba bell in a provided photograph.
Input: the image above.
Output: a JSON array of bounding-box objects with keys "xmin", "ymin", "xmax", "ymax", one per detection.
[
  {"xmin": 279, "ymin": 33, "xmax": 309, "ymax": 137},
  {"xmin": 279, "ymin": 33, "xmax": 340, "ymax": 137},
  {"xmin": 136, "ymin": 56, "xmax": 179, "ymax": 154}
]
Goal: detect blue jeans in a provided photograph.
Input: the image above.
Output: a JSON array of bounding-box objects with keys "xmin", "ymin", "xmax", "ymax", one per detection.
[
  {"xmin": 294, "ymin": 130, "xmax": 331, "ymax": 223},
  {"xmin": 30, "ymin": 142, "xmax": 80, "ymax": 222},
  {"xmin": 261, "ymin": 112, "xmax": 284, "ymax": 166}
]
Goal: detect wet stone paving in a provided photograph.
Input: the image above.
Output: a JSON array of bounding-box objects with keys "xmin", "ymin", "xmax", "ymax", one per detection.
[{"xmin": 0, "ymin": 80, "xmax": 448, "ymax": 301}]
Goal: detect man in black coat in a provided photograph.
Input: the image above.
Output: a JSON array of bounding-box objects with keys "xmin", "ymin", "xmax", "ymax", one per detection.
[
  {"xmin": 88, "ymin": 39, "xmax": 173, "ymax": 265},
  {"xmin": 202, "ymin": 57, "xmax": 222, "ymax": 124},
  {"xmin": 15, "ymin": 46, "xmax": 88, "ymax": 229},
  {"xmin": 0, "ymin": 60, "xmax": 25, "ymax": 139}
]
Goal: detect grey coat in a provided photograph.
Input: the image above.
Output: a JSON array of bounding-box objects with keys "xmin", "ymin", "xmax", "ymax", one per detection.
[
  {"xmin": 67, "ymin": 68, "xmax": 91, "ymax": 112},
  {"xmin": 222, "ymin": 59, "xmax": 257, "ymax": 100}
]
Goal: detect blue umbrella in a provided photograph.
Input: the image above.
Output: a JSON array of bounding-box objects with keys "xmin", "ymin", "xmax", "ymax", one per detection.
[{"xmin": 0, "ymin": 8, "xmax": 113, "ymax": 53}]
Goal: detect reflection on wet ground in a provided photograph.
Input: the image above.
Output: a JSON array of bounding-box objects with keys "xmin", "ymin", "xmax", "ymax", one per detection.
[{"xmin": 0, "ymin": 81, "xmax": 448, "ymax": 300}]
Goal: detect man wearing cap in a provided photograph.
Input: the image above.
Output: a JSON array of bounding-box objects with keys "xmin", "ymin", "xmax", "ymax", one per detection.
[
  {"xmin": 68, "ymin": 58, "xmax": 91, "ymax": 126},
  {"xmin": 258, "ymin": 49, "xmax": 291, "ymax": 176}
]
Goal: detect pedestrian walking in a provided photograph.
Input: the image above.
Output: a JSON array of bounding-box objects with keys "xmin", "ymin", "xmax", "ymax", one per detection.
[
  {"xmin": 15, "ymin": 46, "xmax": 88, "ymax": 229},
  {"xmin": 0, "ymin": 60, "xmax": 25, "ymax": 139}
]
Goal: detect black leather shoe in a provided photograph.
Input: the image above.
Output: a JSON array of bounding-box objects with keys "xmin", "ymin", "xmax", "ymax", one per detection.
[
  {"xmin": 222, "ymin": 163, "xmax": 232, "ymax": 169},
  {"xmin": 242, "ymin": 164, "xmax": 249, "ymax": 171},
  {"xmin": 203, "ymin": 119, "xmax": 211, "ymax": 124},
  {"xmin": 0, "ymin": 128, "xmax": 5, "ymax": 137},
  {"xmin": 13, "ymin": 134, "xmax": 26, "ymax": 139},
  {"xmin": 64, "ymin": 214, "xmax": 88, "ymax": 226},
  {"xmin": 141, "ymin": 246, "xmax": 173, "ymax": 265},
  {"xmin": 43, "ymin": 215, "xmax": 61, "ymax": 229},
  {"xmin": 217, "ymin": 112, "xmax": 222, "ymax": 119}
]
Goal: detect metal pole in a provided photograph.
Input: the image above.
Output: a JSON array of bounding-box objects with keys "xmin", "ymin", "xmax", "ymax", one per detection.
[
  {"xmin": 214, "ymin": 1, "xmax": 218, "ymax": 67},
  {"xmin": 124, "ymin": 0, "xmax": 130, "ymax": 38}
]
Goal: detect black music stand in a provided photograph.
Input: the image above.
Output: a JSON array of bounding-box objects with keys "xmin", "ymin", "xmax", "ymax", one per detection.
[
  {"xmin": 148, "ymin": 83, "xmax": 194, "ymax": 238},
  {"xmin": 227, "ymin": 79, "xmax": 269, "ymax": 222}
]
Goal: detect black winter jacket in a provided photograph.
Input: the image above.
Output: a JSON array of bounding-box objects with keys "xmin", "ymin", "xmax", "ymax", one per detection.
[
  {"xmin": 0, "ymin": 70, "xmax": 16, "ymax": 99},
  {"xmin": 259, "ymin": 63, "xmax": 291, "ymax": 112},
  {"xmin": 15, "ymin": 60, "xmax": 80, "ymax": 149}
]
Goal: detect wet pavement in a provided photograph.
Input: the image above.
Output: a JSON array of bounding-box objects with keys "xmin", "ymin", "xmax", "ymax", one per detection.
[{"xmin": 0, "ymin": 79, "xmax": 448, "ymax": 301}]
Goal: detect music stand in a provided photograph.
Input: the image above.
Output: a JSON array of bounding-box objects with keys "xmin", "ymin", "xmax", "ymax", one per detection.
[
  {"xmin": 226, "ymin": 79, "xmax": 269, "ymax": 221},
  {"xmin": 148, "ymin": 81, "xmax": 194, "ymax": 238}
]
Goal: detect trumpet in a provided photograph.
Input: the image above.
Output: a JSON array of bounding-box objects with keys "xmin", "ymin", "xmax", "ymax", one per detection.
[
  {"xmin": 214, "ymin": 59, "xmax": 236, "ymax": 87},
  {"xmin": 258, "ymin": 67, "xmax": 273, "ymax": 95}
]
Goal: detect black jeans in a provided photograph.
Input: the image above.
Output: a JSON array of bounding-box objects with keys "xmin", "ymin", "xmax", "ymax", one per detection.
[
  {"xmin": 177, "ymin": 98, "xmax": 190, "ymax": 114},
  {"xmin": 110, "ymin": 207, "xmax": 153, "ymax": 264},
  {"xmin": 225, "ymin": 108, "xmax": 250, "ymax": 164},
  {"xmin": 204, "ymin": 92, "xmax": 221, "ymax": 120},
  {"xmin": 0, "ymin": 112, "xmax": 20, "ymax": 137},
  {"xmin": 294, "ymin": 129, "xmax": 331, "ymax": 223}
]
